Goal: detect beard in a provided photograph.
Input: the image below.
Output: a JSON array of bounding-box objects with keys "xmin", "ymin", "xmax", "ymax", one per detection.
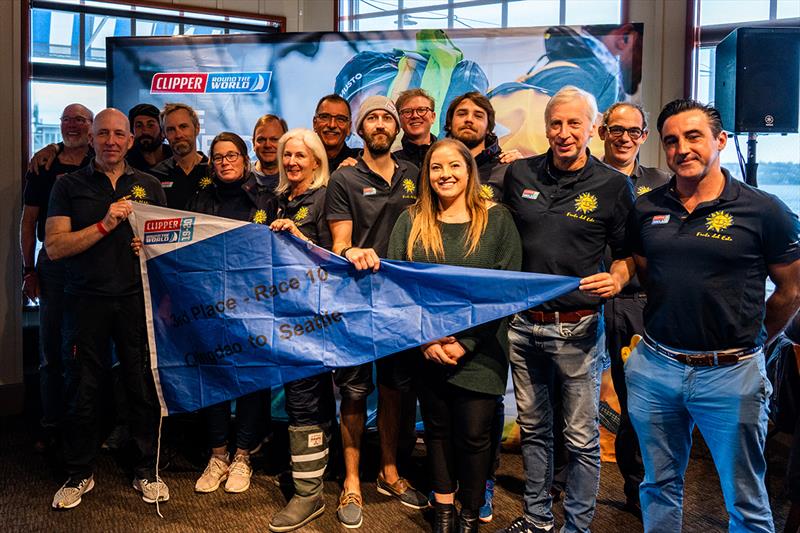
[
  {"xmin": 364, "ymin": 129, "xmax": 396, "ymax": 156},
  {"xmin": 453, "ymin": 129, "xmax": 483, "ymax": 149},
  {"xmin": 172, "ymin": 140, "xmax": 194, "ymax": 157},
  {"xmin": 135, "ymin": 134, "xmax": 162, "ymax": 153},
  {"xmin": 62, "ymin": 135, "xmax": 89, "ymax": 149}
]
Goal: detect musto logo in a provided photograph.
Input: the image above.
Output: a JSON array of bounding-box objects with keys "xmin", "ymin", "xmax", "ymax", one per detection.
[
  {"xmin": 144, "ymin": 217, "xmax": 195, "ymax": 244},
  {"xmin": 150, "ymin": 72, "xmax": 272, "ymax": 94}
]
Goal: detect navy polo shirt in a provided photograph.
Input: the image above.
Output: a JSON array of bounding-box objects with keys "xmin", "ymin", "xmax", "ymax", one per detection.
[
  {"xmin": 326, "ymin": 156, "xmax": 419, "ymax": 257},
  {"xmin": 503, "ymin": 150, "xmax": 634, "ymax": 311},
  {"xmin": 476, "ymin": 141, "xmax": 508, "ymax": 202},
  {"xmin": 47, "ymin": 162, "xmax": 167, "ymax": 297},
  {"xmin": 277, "ymin": 186, "xmax": 332, "ymax": 250},
  {"xmin": 149, "ymin": 152, "xmax": 209, "ymax": 210},
  {"xmin": 628, "ymin": 169, "xmax": 800, "ymax": 350}
]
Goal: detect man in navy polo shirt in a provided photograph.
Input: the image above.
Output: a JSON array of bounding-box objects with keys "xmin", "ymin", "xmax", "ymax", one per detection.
[
  {"xmin": 626, "ymin": 99, "xmax": 800, "ymax": 532},
  {"xmin": 326, "ymin": 95, "xmax": 427, "ymax": 529},
  {"xmin": 502, "ymin": 86, "xmax": 635, "ymax": 533},
  {"xmin": 150, "ymin": 102, "xmax": 210, "ymax": 210},
  {"xmin": 598, "ymin": 101, "xmax": 669, "ymax": 517},
  {"xmin": 46, "ymin": 108, "xmax": 168, "ymax": 510}
]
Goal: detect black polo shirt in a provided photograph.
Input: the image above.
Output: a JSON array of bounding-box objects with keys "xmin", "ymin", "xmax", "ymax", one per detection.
[
  {"xmin": 476, "ymin": 141, "xmax": 508, "ymax": 202},
  {"xmin": 47, "ymin": 162, "xmax": 166, "ymax": 297},
  {"xmin": 277, "ymin": 186, "xmax": 332, "ymax": 250},
  {"xmin": 609, "ymin": 162, "xmax": 670, "ymax": 295},
  {"xmin": 394, "ymin": 134, "xmax": 436, "ymax": 170},
  {"xmin": 328, "ymin": 144, "xmax": 360, "ymax": 173},
  {"xmin": 326, "ymin": 156, "xmax": 419, "ymax": 257},
  {"xmin": 628, "ymin": 169, "xmax": 800, "ymax": 351},
  {"xmin": 24, "ymin": 151, "xmax": 93, "ymax": 242},
  {"xmin": 149, "ymin": 152, "xmax": 209, "ymax": 210},
  {"xmin": 126, "ymin": 143, "xmax": 173, "ymax": 173},
  {"xmin": 503, "ymin": 150, "xmax": 634, "ymax": 311}
]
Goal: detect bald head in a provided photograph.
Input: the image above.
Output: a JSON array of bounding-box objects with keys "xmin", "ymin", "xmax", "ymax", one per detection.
[
  {"xmin": 60, "ymin": 103, "xmax": 93, "ymax": 149},
  {"xmin": 90, "ymin": 108, "xmax": 133, "ymax": 168}
]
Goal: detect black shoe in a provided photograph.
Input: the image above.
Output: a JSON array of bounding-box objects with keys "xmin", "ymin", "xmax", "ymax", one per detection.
[
  {"xmin": 433, "ymin": 502, "xmax": 456, "ymax": 533},
  {"xmin": 457, "ymin": 508, "xmax": 479, "ymax": 533},
  {"xmin": 502, "ymin": 516, "xmax": 554, "ymax": 533}
]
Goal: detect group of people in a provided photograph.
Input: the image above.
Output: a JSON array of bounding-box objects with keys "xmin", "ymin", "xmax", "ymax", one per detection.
[{"xmin": 21, "ymin": 82, "xmax": 800, "ymax": 533}]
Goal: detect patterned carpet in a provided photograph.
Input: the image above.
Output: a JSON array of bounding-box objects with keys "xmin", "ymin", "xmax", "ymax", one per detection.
[{"xmin": 0, "ymin": 413, "xmax": 793, "ymax": 533}]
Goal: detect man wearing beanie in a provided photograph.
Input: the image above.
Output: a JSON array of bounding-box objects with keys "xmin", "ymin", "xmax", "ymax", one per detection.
[
  {"xmin": 326, "ymin": 95, "xmax": 427, "ymax": 529},
  {"xmin": 126, "ymin": 103, "xmax": 172, "ymax": 172}
]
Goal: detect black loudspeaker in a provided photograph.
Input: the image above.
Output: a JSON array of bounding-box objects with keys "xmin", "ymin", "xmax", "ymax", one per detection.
[{"xmin": 715, "ymin": 27, "xmax": 800, "ymax": 134}]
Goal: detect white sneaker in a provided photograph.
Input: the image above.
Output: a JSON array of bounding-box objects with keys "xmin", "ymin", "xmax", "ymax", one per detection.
[
  {"xmin": 52, "ymin": 476, "xmax": 94, "ymax": 509},
  {"xmin": 195, "ymin": 455, "xmax": 229, "ymax": 493},
  {"xmin": 133, "ymin": 477, "xmax": 170, "ymax": 503},
  {"xmin": 224, "ymin": 454, "xmax": 252, "ymax": 493}
]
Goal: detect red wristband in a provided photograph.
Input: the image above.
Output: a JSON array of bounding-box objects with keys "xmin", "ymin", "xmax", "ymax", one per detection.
[{"xmin": 96, "ymin": 221, "xmax": 110, "ymax": 236}]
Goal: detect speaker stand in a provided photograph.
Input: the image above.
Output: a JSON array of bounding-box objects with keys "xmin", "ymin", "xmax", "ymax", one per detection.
[{"xmin": 745, "ymin": 132, "xmax": 759, "ymax": 187}]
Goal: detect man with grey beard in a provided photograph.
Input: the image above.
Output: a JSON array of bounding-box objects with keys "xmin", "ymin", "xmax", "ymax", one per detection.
[
  {"xmin": 149, "ymin": 102, "xmax": 210, "ymax": 210},
  {"xmin": 21, "ymin": 103, "xmax": 94, "ymax": 451}
]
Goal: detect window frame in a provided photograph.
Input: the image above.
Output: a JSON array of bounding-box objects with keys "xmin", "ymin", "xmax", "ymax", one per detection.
[
  {"xmin": 23, "ymin": 0, "xmax": 286, "ymax": 162},
  {"xmin": 335, "ymin": 0, "xmax": 630, "ymax": 31}
]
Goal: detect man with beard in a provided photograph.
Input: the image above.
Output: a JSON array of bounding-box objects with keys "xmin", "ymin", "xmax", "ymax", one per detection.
[
  {"xmin": 21, "ymin": 103, "xmax": 94, "ymax": 451},
  {"xmin": 149, "ymin": 103, "xmax": 210, "ymax": 210},
  {"xmin": 252, "ymin": 114, "xmax": 288, "ymax": 191},
  {"xmin": 326, "ymin": 95, "xmax": 427, "ymax": 529},
  {"xmin": 393, "ymin": 88, "xmax": 437, "ymax": 169},
  {"xmin": 47, "ymin": 108, "xmax": 168, "ymax": 509},
  {"xmin": 445, "ymin": 92, "xmax": 522, "ymax": 203},
  {"xmin": 597, "ymin": 101, "xmax": 668, "ymax": 518},
  {"xmin": 312, "ymin": 94, "xmax": 359, "ymax": 171},
  {"xmin": 125, "ymin": 104, "xmax": 172, "ymax": 172}
]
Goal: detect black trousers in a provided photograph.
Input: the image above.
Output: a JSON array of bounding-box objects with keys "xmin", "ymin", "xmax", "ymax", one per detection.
[
  {"xmin": 419, "ymin": 376, "xmax": 498, "ymax": 511},
  {"xmin": 604, "ymin": 294, "xmax": 645, "ymax": 501},
  {"xmin": 285, "ymin": 372, "xmax": 335, "ymax": 427},
  {"xmin": 62, "ymin": 293, "xmax": 159, "ymax": 480}
]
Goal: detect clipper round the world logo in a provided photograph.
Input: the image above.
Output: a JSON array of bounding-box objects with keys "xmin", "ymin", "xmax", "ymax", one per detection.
[{"xmin": 150, "ymin": 72, "xmax": 272, "ymax": 94}]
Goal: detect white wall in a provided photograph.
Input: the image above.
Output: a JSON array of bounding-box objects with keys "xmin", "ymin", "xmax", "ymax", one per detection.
[{"xmin": 0, "ymin": 0, "xmax": 687, "ymax": 413}]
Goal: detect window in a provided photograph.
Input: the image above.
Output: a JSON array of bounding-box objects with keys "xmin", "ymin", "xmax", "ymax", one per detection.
[
  {"xmin": 691, "ymin": 0, "xmax": 800, "ymax": 215},
  {"xmin": 28, "ymin": 0, "xmax": 283, "ymax": 154},
  {"xmin": 338, "ymin": 0, "xmax": 622, "ymax": 31}
]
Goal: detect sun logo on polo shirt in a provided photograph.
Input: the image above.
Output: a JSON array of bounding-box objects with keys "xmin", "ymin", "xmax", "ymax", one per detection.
[
  {"xmin": 252, "ymin": 210, "xmax": 268, "ymax": 224},
  {"xmin": 574, "ymin": 193, "xmax": 598, "ymax": 214},
  {"xmin": 705, "ymin": 210, "xmax": 733, "ymax": 232},
  {"xmin": 130, "ymin": 185, "xmax": 147, "ymax": 201},
  {"xmin": 402, "ymin": 179, "xmax": 416, "ymax": 194},
  {"xmin": 636, "ymin": 185, "xmax": 652, "ymax": 196},
  {"xmin": 479, "ymin": 184, "xmax": 494, "ymax": 200},
  {"xmin": 198, "ymin": 176, "xmax": 213, "ymax": 190},
  {"xmin": 293, "ymin": 206, "xmax": 309, "ymax": 222}
]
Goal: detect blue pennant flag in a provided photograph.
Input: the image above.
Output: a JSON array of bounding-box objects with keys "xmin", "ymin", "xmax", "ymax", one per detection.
[{"xmin": 130, "ymin": 204, "xmax": 580, "ymax": 415}]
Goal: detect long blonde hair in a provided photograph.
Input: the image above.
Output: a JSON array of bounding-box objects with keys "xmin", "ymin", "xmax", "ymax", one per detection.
[{"xmin": 406, "ymin": 138, "xmax": 488, "ymax": 261}]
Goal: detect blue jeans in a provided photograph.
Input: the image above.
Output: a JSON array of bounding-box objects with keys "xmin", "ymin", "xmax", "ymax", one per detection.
[
  {"xmin": 509, "ymin": 312, "xmax": 604, "ymax": 533},
  {"xmin": 625, "ymin": 338, "xmax": 774, "ymax": 533}
]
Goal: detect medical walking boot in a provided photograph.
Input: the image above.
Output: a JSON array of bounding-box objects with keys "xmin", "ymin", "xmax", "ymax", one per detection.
[{"xmin": 268, "ymin": 423, "xmax": 329, "ymax": 532}]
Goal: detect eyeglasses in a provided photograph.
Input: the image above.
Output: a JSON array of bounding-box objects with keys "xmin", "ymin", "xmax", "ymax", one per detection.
[
  {"xmin": 399, "ymin": 107, "xmax": 433, "ymax": 119},
  {"xmin": 604, "ymin": 124, "xmax": 645, "ymax": 140},
  {"xmin": 212, "ymin": 152, "xmax": 242, "ymax": 164},
  {"xmin": 60, "ymin": 116, "xmax": 90, "ymax": 125},
  {"xmin": 314, "ymin": 113, "xmax": 350, "ymax": 126}
]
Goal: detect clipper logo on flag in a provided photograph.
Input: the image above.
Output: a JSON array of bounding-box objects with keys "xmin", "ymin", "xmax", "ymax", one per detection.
[
  {"xmin": 150, "ymin": 72, "xmax": 272, "ymax": 94},
  {"xmin": 143, "ymin": 217, "xmax": 196, "ymax": 244}
]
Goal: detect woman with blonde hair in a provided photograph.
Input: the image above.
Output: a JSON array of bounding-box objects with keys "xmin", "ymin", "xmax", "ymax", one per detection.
[
  {"xmin": 268, "ymin": 128, "xmax": 335, "ymax": 533},
  {"xmin": 388, "ymin": 138, "xmax": 521, "ymax": 532}
]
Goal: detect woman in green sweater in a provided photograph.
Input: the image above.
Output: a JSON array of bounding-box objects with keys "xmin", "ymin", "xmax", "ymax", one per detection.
[{"xmin": 388, "ymin": 138, "xmax": 522, "ymax": 533}]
